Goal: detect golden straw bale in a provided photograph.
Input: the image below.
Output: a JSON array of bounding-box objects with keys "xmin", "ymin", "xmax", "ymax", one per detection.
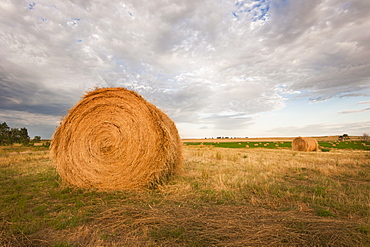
[
  {"xmin": 292, "ymin": 137, "xmax": 319, "ymax": 151},
  {"xmin": 50, "ymin": 87, "xmax": 183, "ymax": 190}
]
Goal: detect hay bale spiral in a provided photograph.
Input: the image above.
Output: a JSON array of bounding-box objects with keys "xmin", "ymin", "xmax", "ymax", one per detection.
[
  {"xmin": 50, "ymin": 87, "xmax": 183, "ymax": 190},
  {"xmin": 292, "ymin": 137, "xmax": 318, "ymax": 151}
]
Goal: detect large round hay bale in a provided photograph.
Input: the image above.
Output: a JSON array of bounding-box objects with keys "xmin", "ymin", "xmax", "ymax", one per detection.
[
  {"xmin": 292, "ymin": 137, "xmax": 318, "ymax": 151},
  {"xmin": 50, "ymin": 87, "xmax": 183, "ymax": 190}
]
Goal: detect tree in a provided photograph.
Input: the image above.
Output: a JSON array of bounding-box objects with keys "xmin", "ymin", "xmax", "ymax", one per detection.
[
  {"xmin": 0, "ymin": 122, "xmax": 10, "ymax": 145},
  {"xmin": 33, "ymin": 136, "xmax": 41, "ymax": 142},
  {"xmin": 0, "ymin": 122, "xmax": 30, "ymax": 145},
  {"xmin": 343, "ymin": 134, "xmax": 349, "ymax": 140},
  {"xmin": 19, "ymin": 127, "xmax": 30, "ymax": 145},
  {"xmin": 9, "ymin": 128, "xmax": 20, "ymax": 144},
  {"xmin": 364, "ymin": 133, "xmax": 369, "ymax": 142}
]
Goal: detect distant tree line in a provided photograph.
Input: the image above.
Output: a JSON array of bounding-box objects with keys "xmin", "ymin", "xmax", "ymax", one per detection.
[
  {"xmin": 338, "ymin": 134, "xmax": 349, "ymax": 141},
  {"xmin": 0, "ymin": 122, "xmax": 30, "ymax": 145}
]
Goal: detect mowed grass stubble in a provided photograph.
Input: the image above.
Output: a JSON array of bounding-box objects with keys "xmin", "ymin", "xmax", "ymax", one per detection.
[{"xmin": 0, "ymin": 145, "xmax": 369, "ymax": 246}]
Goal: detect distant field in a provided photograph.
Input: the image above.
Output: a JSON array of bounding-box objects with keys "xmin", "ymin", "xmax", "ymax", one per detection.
[
  {"xmin": 0, "ymin": 145, "xmax": 49, "ymax": 154},
  {"xmin": 183, "ymin": 137, "xmax": 295, "ymax": 143},
  {"xmin": 0, "ymin": 144, "xmax": 369, "ymax": 246},
  {"xmin": 182, "ymin": 135, "xmax": 365, "ymax": 143},
  {"xmin": 184, "ymin": 140, "xmax": 370, "ymax": 151}
]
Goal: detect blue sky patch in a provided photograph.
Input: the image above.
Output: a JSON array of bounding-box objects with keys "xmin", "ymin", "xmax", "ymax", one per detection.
[
  {"xmin": 28, "ymin": 2, "xmax": 36, "ymax": 10},
  {"xmin": 232, "ymin": 0, "xmax": 271, "ymax": 21}
]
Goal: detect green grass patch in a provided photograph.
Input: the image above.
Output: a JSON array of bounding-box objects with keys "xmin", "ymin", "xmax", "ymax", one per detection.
[
  {"xmin": 185, "ymin": 141, "xmax": 292, "ymax": 149},
  {"xmin": 184, "ymin": 141, "xmax": 370, "ymax": 150},
  {"xmin": 318, "ymin": 141, "xmax": 370, "ymax": 150}
]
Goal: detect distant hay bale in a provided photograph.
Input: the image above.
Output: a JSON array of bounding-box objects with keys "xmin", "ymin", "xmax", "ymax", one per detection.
[
  {"xmin": 50, "ymin": 87, "xmax": 183, "ymax": 190},
  {"xmin": 292, "ymin": 137, "xmax": 318, "ymax": 151}
]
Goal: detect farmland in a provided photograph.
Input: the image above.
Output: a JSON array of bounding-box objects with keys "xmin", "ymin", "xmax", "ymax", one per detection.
[
  {"xmin": 184, "ymin": 140, "xmax": 370, "ymax": 151},
  {"xmin": 0, "ymin": 142, "xmax": 370, "ymax": 246},
  {"xmin": 183, "ymin": 136, "xmax": 370, "ymax": 151}
]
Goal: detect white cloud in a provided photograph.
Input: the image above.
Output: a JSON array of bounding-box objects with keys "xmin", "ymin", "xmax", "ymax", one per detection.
[
  {"xmin": 338, "ymin": 107, "xmax": 370, "ymax": 115},
  {"xmin": 266, "ymin": 121, "xmax": 370, "ymax": 137}
]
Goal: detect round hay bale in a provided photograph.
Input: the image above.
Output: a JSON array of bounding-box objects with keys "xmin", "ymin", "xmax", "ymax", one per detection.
[
  {"xmin": 292, "ymin": 137, "xmax": 318, "ymax": 151},
  {"xmin": 50, "ymin": 87, "xmax": 183, "ymax": 190}
]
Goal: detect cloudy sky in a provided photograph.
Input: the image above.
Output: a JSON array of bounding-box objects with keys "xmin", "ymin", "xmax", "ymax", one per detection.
[{"xmin": 1, "ymin": 0, "xmax": 370, "ymax": 139}]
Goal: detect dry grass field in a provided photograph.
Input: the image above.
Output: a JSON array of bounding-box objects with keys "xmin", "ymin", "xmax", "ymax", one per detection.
[{"xmin": 0, "ymin": 144, "xmax": 369, "ymax": 246}]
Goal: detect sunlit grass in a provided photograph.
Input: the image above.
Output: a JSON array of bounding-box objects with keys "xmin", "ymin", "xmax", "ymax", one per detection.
[
  {"xmin": 0, "ymin": 145, "xmax": 369, "ymax": 246},
  {"xmin": 182, "ymin": 147, "xmax": 370, "ymax": 215}
]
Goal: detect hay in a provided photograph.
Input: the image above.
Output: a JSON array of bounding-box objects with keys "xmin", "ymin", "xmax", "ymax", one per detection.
[
  {"xmin": 50, "ymin": 87, "xmax": 183, "ymax": 190},
  {"xmin": 292, "ymin": 137, "xmax": 318, "ymax": 151}
]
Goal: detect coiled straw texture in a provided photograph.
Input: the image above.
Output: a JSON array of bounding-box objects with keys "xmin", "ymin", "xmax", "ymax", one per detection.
[
  {"xmin": 50, "ymin": 87, "xmax": 183, "ymax": 190},
  {"xmin": 292, "ymin": 137, "xmax": 319, "ymax": 151}
]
